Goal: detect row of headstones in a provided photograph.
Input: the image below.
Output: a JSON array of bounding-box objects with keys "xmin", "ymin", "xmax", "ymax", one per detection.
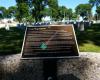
[
  {"xmin": 31, "ymin": 21, "xmax": 92, "ymax": 26},
  {"xmin": 17, "ymin": 23, "xmax": 26, "ymax": 30},
  {"xmin": 2, "ymin": 24, "xmax": 10, "ymax": 30},
  {"xmin": 74, "ymin": 21, "xmax": 93, "ymax": 31},
  {"xmin": 32, "ymin": 22, "xmax": 51, "ymax": 26},
  {"xmin": 31, "ymin": 21, "xmax": 92, "ymax": 31},
  {"xmin": 0, "ymin": 23, "xmax": 26, "ymax": 31},
  {"xmin": 3, "ymin": 21, "xmax": 92, "ymax": 31}
]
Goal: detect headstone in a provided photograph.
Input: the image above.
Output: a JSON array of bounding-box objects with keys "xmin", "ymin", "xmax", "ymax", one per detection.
[
  {"xmin": 5, "ymin": 23, "xmax": 10, "ymax": 30},
  {"xmin": 78, "ymin": 16, "xmax": 85, "ymax": 31},
  {"xmin": 79, "ymin": 21, "xmax": 84, "ymax": 31},
  {"xmin": 17, "ymin": 23, "xmax": 26, "ymax": 30},
  {"xmin": 21, "ymin": 25, "xmax": 79, "ymax": 59}
]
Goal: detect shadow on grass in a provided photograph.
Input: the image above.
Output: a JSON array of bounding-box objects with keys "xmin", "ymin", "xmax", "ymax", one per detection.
[
  {"xmin": 0, "ymin": 27, "xmax": 25, "ymax": 55},
  {"xmin": 76, "ymin": 23, "xmax": 100, "ymax": 46}
]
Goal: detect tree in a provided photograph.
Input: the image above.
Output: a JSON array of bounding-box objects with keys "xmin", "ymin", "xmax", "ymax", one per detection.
[
  {"xmin": 16, "ymin": 0, "xmax": 29, "ymax": 22},
  {"xmin": 89, "ymin": 0, "xmax": 100, "ymax": 8},
  {"xmin": 75, "ymin": 4, "xmax": 92, "ymax": 19},
  {"xmin": 89, "ymin": 0, "xmax": 100, "ymax": 20},
  {"xmin": 15, "ymin": 0, "xmax": 59, "ymax": 22},
  {"xmin": 42, "ymin": 7, "xmax": 51, "ymax": 17},
  {"xmin": 66, "ymin": 8, "xmax": 73, "ymax": 20},
  {"xmin": 8, "ymin": 6, "xmax": 17, "ymax": 18},
  {"xmin": 58, "ymin": 6, "xmax": 68, "ymax": 20},
  {"xmin": 32, "ymin": 0, "xmax": 47, "ymax": 22},
  {"xmin": 48, "ymin": 0, "xmax": 59, "ymax": 21},
  {"xmin": 0, "ymin": 6, "xmax": 6, "ymax": 18},
  {"xmin": 96, "ymin": 6, "xmax": 100, "ymax": 19},
  {"xmin": 72, "ymin": 12, "xmax": 77, "ymax": 20}
]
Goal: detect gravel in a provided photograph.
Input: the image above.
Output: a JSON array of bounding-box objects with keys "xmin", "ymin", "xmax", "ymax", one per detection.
[{"xmin": 0, "ymin": 52, "xmax": 100, "ymax": 80}]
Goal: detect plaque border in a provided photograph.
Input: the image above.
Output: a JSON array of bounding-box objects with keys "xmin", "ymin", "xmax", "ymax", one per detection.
[{"xmin": 20, "ymin": 24, "xmax": 79, "ymax": 59}]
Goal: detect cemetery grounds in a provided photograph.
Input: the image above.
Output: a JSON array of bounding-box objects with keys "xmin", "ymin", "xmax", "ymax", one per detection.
[{"xmin": 0, "ymin": 23, "xmax": 100, "ymax": 55}]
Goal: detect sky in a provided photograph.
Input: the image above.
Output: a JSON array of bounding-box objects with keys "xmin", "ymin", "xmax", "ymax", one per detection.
[
  {"xmin": 59, "ymin": 0, "xmax": 88, "ymax": 10},
  {"xmin": 0, "ymin": 0, "xmax": 96, "ymax": 14}
]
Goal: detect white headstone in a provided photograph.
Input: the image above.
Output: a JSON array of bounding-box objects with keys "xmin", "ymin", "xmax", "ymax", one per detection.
[
  {"xmin": 5, "ymin": 23, "xmax": 10, "ymax": 30},
  {"xmin": 79, "ymin": 16, "xmax": 83, "ymax": 22}
]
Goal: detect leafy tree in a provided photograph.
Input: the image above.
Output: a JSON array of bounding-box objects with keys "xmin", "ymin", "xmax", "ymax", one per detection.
[
  {"xmin": 58, "ymin": 6, "xmax": 74, "ymax": 20},
  {"xmin": 66, "ymin": 8, "xmax": 73, "ymax": 20},
  {"xmin": 48, "ymin": 0, "xmax": 59, "ymax": 21},
  {"xmin": 42, "ymin": 8, "xmax": 51, "ymax": 17},
  {"xmin": 75, "ymin": 4, "xmax": 92, "ymax": 19},
  {"xmin": 15, "ymin": 0, "xmax": 59, "ymax": 22},
  {"xmin": 8, "ymin": 6, "xmax": 17, "ymax": 18},
  {"xmin": 96, "ymin": 6, "xmax": 100, "ymax": 14},
  {"xmin": 89, "ymin": 0, "xmax": 100, "ymax": 8},
  {"xmin": 0, "ymin": 6, "xmax": 6, "ymax": 18},
  {"xmin": 89, "ymin": 0, "xmax": 100, "ymax": 20},
  {"xmin": 32, "ymin": 0, "xmax": 47, "ymax": 22},
  {"xmin": 58, "ymin": 6, "xmax": 68, "ymax": 20},
  {"xmin": 16, "ymin": 0, "xmax": 29, "ymax": 22},
  {"xmin": 96, "ymin": 6, "xmax": 100, "ymax": 19},
  {"xmin": 72, "ymin": 12, "xmax": 77, "ymax": 20}
]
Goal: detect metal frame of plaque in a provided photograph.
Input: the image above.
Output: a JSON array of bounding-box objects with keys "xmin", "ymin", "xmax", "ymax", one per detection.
[{"xmin": 21, "ymin": 24, "xmax": 79, "ymax": 59}]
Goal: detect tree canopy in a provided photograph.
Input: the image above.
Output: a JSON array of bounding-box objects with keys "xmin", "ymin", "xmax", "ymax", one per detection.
[
  {"xmin": 32, "ymin": 0, "xmax": 47, "ymax": 22},
  {"xmin": 1, "ymin": 0, "xmax": 100, "ymax": 22},
  {"xmin": 48, "ymin": 0, "xmax": 59, "ymax": 21},
  {"xmin": 96, "ymin": 6, "xmax": 100, "ymax": 19},
  {"xmin": 75, "ymin": 4, "xmax": 92, "ymax": 19},
  {"xmin": 89, "ymin": 0, "xmax": 100, "ymax": 8},
  {"xmin": 0, "ymin": 6, "xmax": 6, "ymax": 18}
]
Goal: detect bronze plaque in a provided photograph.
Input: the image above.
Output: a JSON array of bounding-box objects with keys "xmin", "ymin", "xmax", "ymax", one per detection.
[{"xmin": 21, "ymin": 25, "xmax": 79, "ymax": 59}]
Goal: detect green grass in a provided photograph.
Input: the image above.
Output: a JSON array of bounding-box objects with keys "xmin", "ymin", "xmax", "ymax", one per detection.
[
  {"xmin": 0, "ymin": 27, "xmax": 25, "ymax": 55},
  {"xmin": 76, "ymin": 23, "xmax": 100, "ymax": 52},
  {"xmin": 79, "ymin": 41, "xmax": 100, "ymax": 52}
]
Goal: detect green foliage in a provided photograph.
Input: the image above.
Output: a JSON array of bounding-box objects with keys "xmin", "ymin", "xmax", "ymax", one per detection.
[
  {"xmin": 58, "ymin": 6, "xmax": 74, "ymax": 20},
  {"xmin": 72, "ymin": 12, "xmax": 77, "ymax": 20},
  {"xmin": 8, "ymin": 6, "xmax": 17, "ymax": 18},
  {"xmin": 89, "ymin": 0, "xmax": 100, "ymax": 20},
  {"xmin": 26, "ymin": 15, "xmax": 35, "ymax": 23},
  {"xmin": 16, "ymin": 2, "xmax": 29, "ymax": 22},
  {"xmin": 0, "ymin": 6, "xmax": 6, "ymax": 18},
  {"xmin": 58, "ymin": 6, "xmax": 67, "ymax": 20},
  {"xmin": 0, "ymin": 6, "xmax": 17, "ymax": 19},
  {"xmin": 96, "ymin": 6, "xmax": 100, "ymax": 13},
  {"xmin": 76, "ymin": 24, "xmax": 100, "ymax": 52},
  {"xmin": 96, "ymin": 6, "xmax": 100, "ymax": 19},
  {"xmin": 89, "ymin": 0, "xmax": 100, "ymax": 7},
  {"xmin": 48, "ymin": 0, "xmax": 59, "ymax": 21},
  {"xmin": 32, "ymin": 0, "xmax": 46, "ymax": 22},
  {"xmin": 75, "ymin": 4, "xmax": 92, "ymax": 18},
  {"xmin": 43, "ymin": 8, "xmax": 51, "ymax": 16},
  {"xmin": 66, "ymin": 8, "xmax": 73, "ymax": 20},
  {"xmin": 15, "ymin": 0, "xmax": 29, "ymax": 22}
]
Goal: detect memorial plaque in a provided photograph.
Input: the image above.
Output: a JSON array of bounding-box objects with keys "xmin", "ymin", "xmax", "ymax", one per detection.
[{"xmin": 21, "ymin": 25, "xmax": 79, "ymax": 59}]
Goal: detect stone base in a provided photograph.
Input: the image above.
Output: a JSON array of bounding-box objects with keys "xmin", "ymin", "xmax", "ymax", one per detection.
[{"xmin": 0, "ymin": 52, "xmax": 100, "ymax": 80}]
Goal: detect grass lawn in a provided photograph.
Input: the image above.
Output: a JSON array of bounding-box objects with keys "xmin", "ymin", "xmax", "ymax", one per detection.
[
  {"xmin": 76, "ymin": 23, "xmax": 100, "ymax": 52},
  {"xmin": 0, "ymin": 27, "xmax": 25, "ymax": 55},
  {"xmin": 0, "ymin": 24, "xmax": 99, "ymax": 55},
  {"xmin": 79, "ymin": 41, "xmax": 100, "ymax": 52}
]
